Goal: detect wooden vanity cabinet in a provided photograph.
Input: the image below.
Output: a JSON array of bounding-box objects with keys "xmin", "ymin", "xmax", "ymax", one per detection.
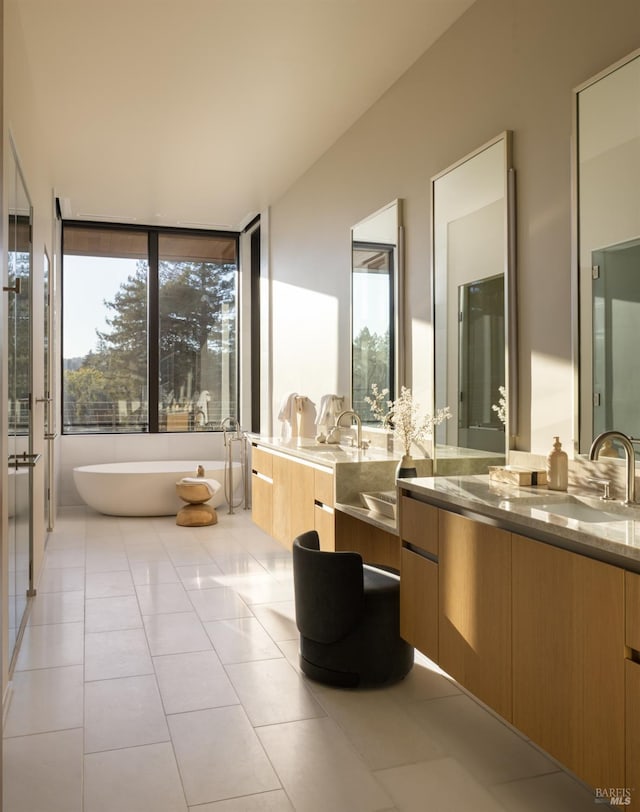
[
  {"xmin": 400, "ymin": 546, "xmax": 438, "ymax": 660},
  {"xmin": 512, "ymin": 534, "xmax": 625, "ymax": 790},
  {"xmin": 626, "ymin": 570, "xmax": 640, "ymax": 651},
  {"xmin": 399, "ymin": 495, "xmax": 439, "ymax": 662},
  {"xmin": 251, "ymin": 444, "xmax": 335, "ymax": 550},
  {"xmin": 250, "ymin": 446, "xmax": 274, "ymax": 536},
  {"xmin": 626, "ymin": 660, "xmax": 640, "ymax": 808},
  {"xmin": 313, "ymin": 467, "xmax": 335, "ymax": 551},
  {"xmin": 271, "ymin": 454, "xmax": 315, "ymax": 549},
  {"xmin": 438, "ymin": 511, "xmax": 512, "ymax": 720},
  {"xmin": 626, "ymin": 572, "xmax": 640, "ymax": 805},
  {"xmin": 398, "ymin": 491, "xmax": 629, "ymax": 795}
]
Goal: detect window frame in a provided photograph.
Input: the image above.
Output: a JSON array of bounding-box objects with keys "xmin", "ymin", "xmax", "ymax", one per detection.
[{"xmin": 61, "ymin": 220, "xmax": 240, "ymax": 435}]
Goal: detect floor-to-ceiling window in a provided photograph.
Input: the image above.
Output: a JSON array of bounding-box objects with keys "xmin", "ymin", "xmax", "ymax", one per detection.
[{"xmin": 62, "ymin": 223, "xmax": 238, "ymax": 434}]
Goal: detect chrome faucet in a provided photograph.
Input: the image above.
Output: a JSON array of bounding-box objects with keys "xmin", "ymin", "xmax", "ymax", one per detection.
[
  {"xmin": 589, "ymin": 430, "xmax": 636, "ymax": 505},
  {"xmin": 221, "ymin": 416, "xmax": 241, "ymax": 445},
  {"xmin": 335, "ymin": 409, "xmax": 363, "ymax": 449}
]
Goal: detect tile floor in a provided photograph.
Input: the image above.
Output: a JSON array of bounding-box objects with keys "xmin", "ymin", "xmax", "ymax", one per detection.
[{"xmin": 3, "ymin": 506, "xmax": 599, "ymax": 811}]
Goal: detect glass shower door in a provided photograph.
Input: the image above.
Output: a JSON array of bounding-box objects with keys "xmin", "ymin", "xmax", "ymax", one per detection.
[{"xmin": 7, "ymin": 143, "xmax": 35, "ymax": 665}]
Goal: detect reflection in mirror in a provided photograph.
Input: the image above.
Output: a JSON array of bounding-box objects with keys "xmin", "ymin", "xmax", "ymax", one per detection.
[
  {"xmin": 576, "ymin": 49, "xmax": 640, "ymax": 454},
  {"xmin": 351, "ymin": 200, "xmax": 403, "ymax": 421},
  {"xmin": 432, "ymin": 132, "xmax": 515, "ymax": 469}
]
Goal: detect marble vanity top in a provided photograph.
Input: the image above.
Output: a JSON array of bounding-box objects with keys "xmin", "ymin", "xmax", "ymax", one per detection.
[
  {"xmin": 400, "ymin": 474, "xmax": 640, "ymax": 572},
  {"xmin": 248, "ymin": 435, "xmax": 400, "ymax": 466}
]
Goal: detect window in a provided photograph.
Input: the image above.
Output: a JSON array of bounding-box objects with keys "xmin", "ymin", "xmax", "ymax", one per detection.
[
  {"xmin": 351, "ymin": 242, "xmax": 394, "ymax": 421},
  {"xmin": 62, "ymin": 224, "xmax": 238, "ymax": 434}
]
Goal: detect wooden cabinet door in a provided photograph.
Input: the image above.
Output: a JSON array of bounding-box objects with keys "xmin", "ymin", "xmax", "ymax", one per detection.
[
  {"xmin": 626, "ymin": 660, "xmax": 640, "ymax": 808},
  {"xmin": 399, "ymin": 495, "xmax": 438, "ymax": 556},
  {"xmin": 251, "ymin": 445, "xmax": 273, "ymax": 477},
  {"xmin": 251, "ymin": 472, "xmax": 273, "ymax": 536},
  {"xmin": 512, "ymin": 534, "xmax": 624, "ymax": 790},
  {"xmin": 400, "ymin": 547, "xmax": 438, "ymax": 661},
  {"xmin": 272, "ymin": 455, "xmax": 314, "ymax": 549},
  {"xmin": 438, "ymin": 510, "xmax": 512, "ymax": 720},
  {"xmin": 626, "ymin": 571, "xmax": 640, "ymax": 652}
]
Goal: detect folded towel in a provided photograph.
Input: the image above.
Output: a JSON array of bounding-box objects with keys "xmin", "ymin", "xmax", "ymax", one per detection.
[{"xmin": 178, "ymin": 477, "xmax": 221, "ymax": 496}]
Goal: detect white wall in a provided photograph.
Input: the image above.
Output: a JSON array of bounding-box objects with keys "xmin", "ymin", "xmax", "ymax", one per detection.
[{"xmin": 267, "ymin": 0, "xmax": 640, "ymax": 455}]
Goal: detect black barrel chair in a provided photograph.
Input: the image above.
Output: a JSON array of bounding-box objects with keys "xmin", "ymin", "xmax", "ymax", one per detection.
[{"xmin": 292, "ymin": 530, "xmax": 413, "ymax": 687}]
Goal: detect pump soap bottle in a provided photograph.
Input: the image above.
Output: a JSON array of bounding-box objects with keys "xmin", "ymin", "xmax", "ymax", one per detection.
[{"xmin": 546, "ymin": 436, "xmax": 568, "ymax": 491}]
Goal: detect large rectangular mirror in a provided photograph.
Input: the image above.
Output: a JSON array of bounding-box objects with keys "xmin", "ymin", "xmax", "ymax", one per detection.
[
  {"xmin": 575, "ymin": 48, "xmax": 640, "ymax": 454},
  {"xmin": 351, "ymin": 199, "xmax": 404, "ymax": 420},
  {"xmin": 432, "ymin": 132, "xmax": 516, "ymax": 468}
]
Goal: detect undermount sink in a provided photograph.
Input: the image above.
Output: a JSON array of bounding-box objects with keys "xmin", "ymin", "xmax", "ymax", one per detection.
[
  {"xmin": 533, "ymin": 496, "xmax": 629, "ymax": 524},
  {"xmin": 361, "ymin": 491, "xmax": 397, "ymax": 519}
]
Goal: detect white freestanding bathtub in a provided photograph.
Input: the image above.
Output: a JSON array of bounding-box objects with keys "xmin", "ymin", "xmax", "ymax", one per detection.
[{"xmin": 73, "ymin": 460, "xmax": 242, "ymax": 517}]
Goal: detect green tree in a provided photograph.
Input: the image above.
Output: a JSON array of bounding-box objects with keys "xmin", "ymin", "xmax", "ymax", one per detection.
[
  {"xmin": 158, "ymin": 259, "xmax": 236, "ymax": 399},
  {"xmin": 94, "ymin": 262, "xmax": 148, "ymax": 402},
  {"xmin": 352, "ymin": 326, "xmax": 390, "ymax": 420},
  {"xmin": 64, "ymin": 366, "xmax": 113, "ymax": 424},
  {"xmin": 64, "ymin": 255, "xmax": 237, "ymax": 430}
]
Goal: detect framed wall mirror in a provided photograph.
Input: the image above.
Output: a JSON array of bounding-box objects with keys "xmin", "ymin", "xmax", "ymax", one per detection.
[
  {"xmin": 575, "ymin": 48, "xmax": 640, "ymax": 455},
  {"xmin": 351, "ymin": 199, "xmax": 404, "ymax": 421},
  {"xmin": 432, "ymin": 131, "xmax": 516, "ymax": 469}
]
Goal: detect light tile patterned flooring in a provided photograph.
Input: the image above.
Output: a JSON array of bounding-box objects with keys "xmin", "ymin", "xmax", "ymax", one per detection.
[{"xmin": 3, "ymin": 507, "xmax": 598, "ymax": 811}]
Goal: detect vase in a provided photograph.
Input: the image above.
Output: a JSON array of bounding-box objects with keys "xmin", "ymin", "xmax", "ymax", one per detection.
[{"xmin": 396, "ymin": 453, "xmax": 417, "ymax": 479}]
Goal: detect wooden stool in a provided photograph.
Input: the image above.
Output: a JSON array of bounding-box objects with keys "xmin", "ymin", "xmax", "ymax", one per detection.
[{"xmin": 175, "ymin": 481, "xmax": 218, "ymax": 527}]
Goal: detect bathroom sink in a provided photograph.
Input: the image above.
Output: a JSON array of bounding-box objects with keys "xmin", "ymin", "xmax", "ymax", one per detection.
[
  {"xmin": 534, "ymin": 496, "xmax": 627, "ymax": 524},
  {"xmin": 361, "ymin": 491, "xmax": 397, "ymax": 519}
]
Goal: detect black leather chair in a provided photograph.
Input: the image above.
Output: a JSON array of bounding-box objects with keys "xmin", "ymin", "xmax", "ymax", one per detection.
[{"xmin": 292, "ymin": 530, "xmax": 413, "ymax": 687}]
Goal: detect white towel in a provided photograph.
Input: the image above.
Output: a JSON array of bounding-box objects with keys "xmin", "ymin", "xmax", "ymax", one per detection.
[
  {"xmin": 178, "ymin": 477, "xmax": 221, "ymax": 496},
  {"xmin": 316, "ymin": 394, "xmax": 344, "ymax": 428},
  {"xmin": 296, "ymin": 396, "xmax": 317, "ymax": 438},
  {"xmin": 278, "ymin": 392, "xmax": 299, "ymax": 439}
]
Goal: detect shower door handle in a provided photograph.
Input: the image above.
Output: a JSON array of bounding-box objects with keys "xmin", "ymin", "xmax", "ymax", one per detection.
[
  {"xmin": 3, "ymin": 277, "xmax": 22, "ymax": 295},
  {"xmin": 8, "ymin": 452, "xmax": 42, "ymax": 469}
]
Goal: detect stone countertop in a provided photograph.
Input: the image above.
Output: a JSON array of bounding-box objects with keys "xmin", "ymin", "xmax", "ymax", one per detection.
[
  {"xmin": 398, "ymin": 474, "xmax": 640, "ymax": 573},
  {"xmin": 247, "ymin": 434, "xmax": 403, "ymax": 467},
  {"xmin": 249, "ymin": 434, "xmax": 433, "ymax": 519}
]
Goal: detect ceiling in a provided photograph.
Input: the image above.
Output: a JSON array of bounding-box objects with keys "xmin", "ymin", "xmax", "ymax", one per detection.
[{"xmin": 13, "ymin": 0, "xmax": 475, "ymax": 231}]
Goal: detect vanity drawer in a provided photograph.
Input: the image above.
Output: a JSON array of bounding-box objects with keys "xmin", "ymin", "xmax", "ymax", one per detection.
[
  {"xmin": 314, "ymin": 468, "xmax": 334, "ymax": 508},
  {"xmin": 251, "ymin": 472, "xmax": 273, "ymax": 536},
  {"xmin": 626, "ymin": 571, "xmax": 640, "ymax": 652},
  {"xmin": 399, "ymin": 495, "xmax": 438, "ymax": 557},
  {"xmin": 400, "ymin": 546, "xmax": 438, "ymax": 661},
  {"xmin": 251, "ymin": 446, "xmax": 273, "ymax": 478}
]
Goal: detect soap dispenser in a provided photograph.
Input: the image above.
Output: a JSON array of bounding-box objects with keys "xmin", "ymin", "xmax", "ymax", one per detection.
[{"xmin": 547, "ymin": 436, "xmax": 568, "ymax": 491}]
